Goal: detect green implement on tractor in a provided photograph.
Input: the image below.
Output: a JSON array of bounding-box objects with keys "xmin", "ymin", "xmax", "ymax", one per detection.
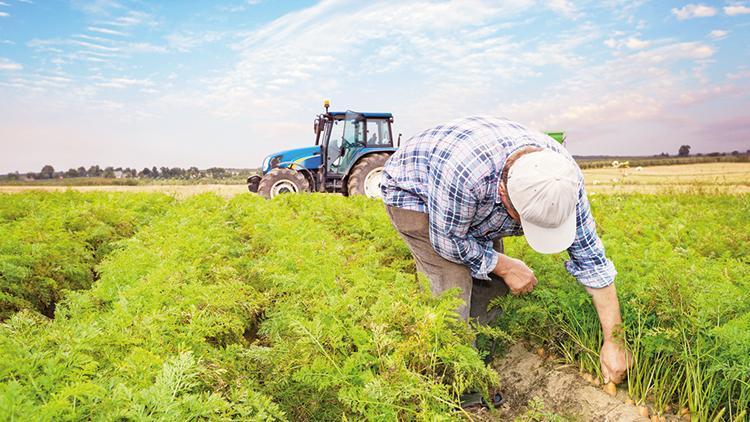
[{"xmin": 545, "ymin": 132, "xmax": 566, "ymax": 145}]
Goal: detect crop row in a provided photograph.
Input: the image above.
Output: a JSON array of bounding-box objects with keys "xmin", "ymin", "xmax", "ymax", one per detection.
[
  {"xmin": 0, "ymin": 191, "xmax": 174, "ymax": 320},
  {"xmin": 1, "ymin": 193, "xmax": 496, "ymax": 420}
]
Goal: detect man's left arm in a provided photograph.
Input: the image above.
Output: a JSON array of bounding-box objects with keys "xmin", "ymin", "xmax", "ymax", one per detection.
[
  {"xmin": 586, "ymin": 283, "xmax": 630, "ymax": 384},
  {"xmin": 566, "ymin": 185, "xmax": 631, "ymax": 384}
]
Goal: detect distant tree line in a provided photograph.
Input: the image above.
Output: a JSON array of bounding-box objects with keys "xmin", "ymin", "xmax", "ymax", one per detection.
[{"xmin": 1, "ymin": 165, "xmax": 256, "ymax": 181}]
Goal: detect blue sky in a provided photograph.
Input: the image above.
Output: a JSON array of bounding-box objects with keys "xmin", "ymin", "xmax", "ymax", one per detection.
[{"xmin": 0, "ymin": 0, "xmax": 749, "ymax": 173}]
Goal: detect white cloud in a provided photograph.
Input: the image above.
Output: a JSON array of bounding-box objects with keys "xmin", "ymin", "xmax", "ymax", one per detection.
[
  {"xmin": 603, "ymin": 35, "xmax": 652, "ymax": 50},
  {"xmin": 708, "ymin": 29, "xmax": 728, "ymax": 40},
  {"xmin": 630, "ymin": 42, "xmax": 714, "ymax": 63},
  {"xmin": 201, "ymin": 0, "xmax": 549, "ymax": 118},
  {"xmin": 103, "ymin": 11, "xmax": 154, "ymax": 27},
  {"xmin": 73, "ymin": 40, "xmax": 119, "ymax": 52},
  {"xmin": 126, "ymin": 42, "xmax": 167, "ymax": 53},
  {"xmin": 1, "ymin": 74, "xmax": 72, "ymax": 92},
  {"xmin": 88, "ymin": 26, "xmax": 128, "ymax": 36},
  {"xmin": 727, "ymin": 68, "xmax": 750, "ymax": 80},
  {"xmin": 219, "ymin": 0, "xmax": 262, "ymax": 12},
  {"xmin": 0, "ymin": 58, "xmax": 22, "ymax": 71},
  {"xmin": 724, "ymin": 5, "xmax": 750, "ymax": 15},
  {"xmin": 0, "ymin": 11, "xmax": 9, "ymax": 17},
  {"xmin": 76, "ymin": 49, "xmax": 118, "ymax": 58},
  {"xmin": 547, "ymin": 0, "xmax": 581, "ymax": 19},
  {"xmin": 83, "ymin": 56, "xmax": 108, "ymax": 63},
  {"xmin": 0, "ymin": 1, "xmax": 9, "ymax": 6},
  {"xmin": 166, "ymin": 31, "xmax": 225, "ymax": 52},
  {"xmin": 671, "ymin": 4, "xmax": 717, "ymax": 20},
  {"xmin": 71, "ymin": 0, "xmax": 123, "ymax": 16},
  {"xmin": 95, "ymin": 77, "xmax": 153, "ymax": 89},
  {"xmin": 625, "ymin": 37, "xmax": 651, "ymax": 49},
  {"xmin": 76, "ymin": 34, "xmax": 115, "ymax": 44},
  {"xmin": 494, "ymin": 37, "xmax": 745, "ymax": 157},
  {"xmin": 29, "ymin": 37, "xmax": 121, "ymax": 54}
]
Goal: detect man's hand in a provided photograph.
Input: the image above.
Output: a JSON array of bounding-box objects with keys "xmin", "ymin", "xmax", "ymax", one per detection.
[
  {"xmin": 586, "ymin": 284, "xmax": 632, "ymax": 384},
  {"xmin": 600, "ymin": 340, "xmax": 631, "ymax": 384},
  {"xmin": 493, "ymin": 254, "xmax": 537, "ymax": 295}
]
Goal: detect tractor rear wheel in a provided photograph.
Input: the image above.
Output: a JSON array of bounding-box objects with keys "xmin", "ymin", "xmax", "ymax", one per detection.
[
  {"xmin": 347, "ymin": 153, "xmax": 390, "ymax": 198},
  {"xmin": 257, "ymin": 168, "xmax": 310, "ymax": 199}
]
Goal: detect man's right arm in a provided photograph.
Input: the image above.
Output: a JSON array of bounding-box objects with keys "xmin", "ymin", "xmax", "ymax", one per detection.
[{"xmin": 493, "ymin": 254, "xmax": 538, "ymax": 294}]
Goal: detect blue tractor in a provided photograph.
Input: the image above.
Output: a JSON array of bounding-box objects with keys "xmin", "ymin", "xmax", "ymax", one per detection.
[{"xmin": 248, "ymin": 101, "xmax": 399, "ymax": 199}]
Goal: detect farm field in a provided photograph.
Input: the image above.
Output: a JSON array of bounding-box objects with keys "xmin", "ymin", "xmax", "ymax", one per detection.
[
  {"xmin": 2, "ymin": 162, "xmax": 748, "ymax": 197},
  {"xmin": 0, "ymin": 190, "xmax": 748, "ymax": 420}
]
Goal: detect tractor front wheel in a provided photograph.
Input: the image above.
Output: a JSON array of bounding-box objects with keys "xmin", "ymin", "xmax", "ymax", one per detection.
[
  {"xmin": 347, "ymin": 153, "xmax": 390, "ymax": 198},
  {"xmin": 257, "ymin": 168, "xmax": 310, "ymax": 199},
  {"xmin": 247, "ymin": 175, "xmax": 261, "ymax": 193}
]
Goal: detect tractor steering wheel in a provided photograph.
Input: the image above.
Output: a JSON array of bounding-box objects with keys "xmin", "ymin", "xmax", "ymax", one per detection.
[
  {"xmin": 342, "ymin": 137, "xmax": 364, "ymax": 150},
  {"xmin": 341, "ymin": 137, "xmax": 358, "ymax": 151}
]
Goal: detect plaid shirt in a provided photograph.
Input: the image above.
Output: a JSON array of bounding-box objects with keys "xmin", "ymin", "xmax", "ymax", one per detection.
[{"xmin": 381, "ymin": 116, "xmax": 616, "ymax": 288}]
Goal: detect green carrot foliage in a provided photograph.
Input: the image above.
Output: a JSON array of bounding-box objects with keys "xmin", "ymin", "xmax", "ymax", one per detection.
[
  {"xmin": 0, "ymin": 192, "xmax": 498, "ymax": 420},
  {"xmin": 0, "ymin": 191, "xmax": 747, "ymax": 419},
  {"xmin": 494, "ymin": 193, "xmax": 749, "ymax": 420}
]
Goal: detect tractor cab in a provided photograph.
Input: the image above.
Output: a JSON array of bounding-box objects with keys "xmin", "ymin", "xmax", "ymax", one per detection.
[{"xmin": 314, "ymin": 109, "xmax": 395, "ymax": 192}]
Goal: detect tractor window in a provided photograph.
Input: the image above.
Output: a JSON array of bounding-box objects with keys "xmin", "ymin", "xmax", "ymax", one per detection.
[
  {"xmin": 366, "ymin": 119, "xmax": 392, "ymax": 147},
  {"xmin": 327, "ymin": 119, "xmax": 345, "ymax": 168},
  {"xmin": 327, "ymin": 114, "xmax": 365, "ymax": 173},
  {"xmin": 344, "ymin": 118, "xmax": 365, "ymax": 146}
]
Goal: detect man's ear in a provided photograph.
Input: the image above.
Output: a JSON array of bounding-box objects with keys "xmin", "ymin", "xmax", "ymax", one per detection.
[
  {"xmin": 498, "ymin": 182, "xmax": 521, "ymax": 222},
  {"xmin": 498, "ymin": 182, "xmax": 508, "ymax": 202}
]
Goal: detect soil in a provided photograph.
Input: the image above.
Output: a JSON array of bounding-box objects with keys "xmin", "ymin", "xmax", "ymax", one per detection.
[{"xmin": 473, "ymin": 344, "xmax": 651, "ymax": 422}]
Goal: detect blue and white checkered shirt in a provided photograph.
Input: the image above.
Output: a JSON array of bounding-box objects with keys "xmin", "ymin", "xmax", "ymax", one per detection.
[{"xmin": 381, "ymin": 116, "xmax": 616, "ymax": 288}]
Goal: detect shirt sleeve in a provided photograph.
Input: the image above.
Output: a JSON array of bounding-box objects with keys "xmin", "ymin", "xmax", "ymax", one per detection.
[
  {"xmin": 565, "ymin": 184, "xmax": 617, "ymax": 288},
  {"xmin": 425, "ymin": 154, "xmax": 498, "ymax": 280}
]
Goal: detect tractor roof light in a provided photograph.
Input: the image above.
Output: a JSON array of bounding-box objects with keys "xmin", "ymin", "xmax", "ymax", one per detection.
[{"xmin": 324, "ymin": 99, "xmax": 330, "ymax": 113}]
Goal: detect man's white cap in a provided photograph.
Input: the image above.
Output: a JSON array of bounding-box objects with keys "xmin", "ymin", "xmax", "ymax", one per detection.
[{"xmin": 507, "ymin": 150, "xmax": 579, "ymax": 254}]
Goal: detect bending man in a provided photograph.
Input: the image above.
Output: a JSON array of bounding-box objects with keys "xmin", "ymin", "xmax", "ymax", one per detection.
[{"xmin": 381, "ymin": 116, "xmax": 629, "ymax": 385}]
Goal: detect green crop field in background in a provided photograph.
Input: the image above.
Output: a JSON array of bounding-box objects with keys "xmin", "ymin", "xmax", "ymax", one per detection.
[{"xmin": 0, "ymin": 192, "xmax": 747, "ymax": 420}]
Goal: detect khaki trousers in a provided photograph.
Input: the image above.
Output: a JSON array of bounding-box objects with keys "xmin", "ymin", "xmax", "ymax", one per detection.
[{"xmin": 385, "ymin": 205, "xmax": 508, "ymax": 324}]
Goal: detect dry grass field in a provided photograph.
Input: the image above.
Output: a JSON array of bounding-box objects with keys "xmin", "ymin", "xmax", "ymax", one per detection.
[
  {"xmin": 583, "ymin": 162, "xmax": 750, "ymax": 194},
  {"xmin": 0, "ymin": 183, "xmax": 248, "ymax": 198},
  {"xmin": 1, "ymin": 162, "xmax": 748, "ymax": 197}
]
